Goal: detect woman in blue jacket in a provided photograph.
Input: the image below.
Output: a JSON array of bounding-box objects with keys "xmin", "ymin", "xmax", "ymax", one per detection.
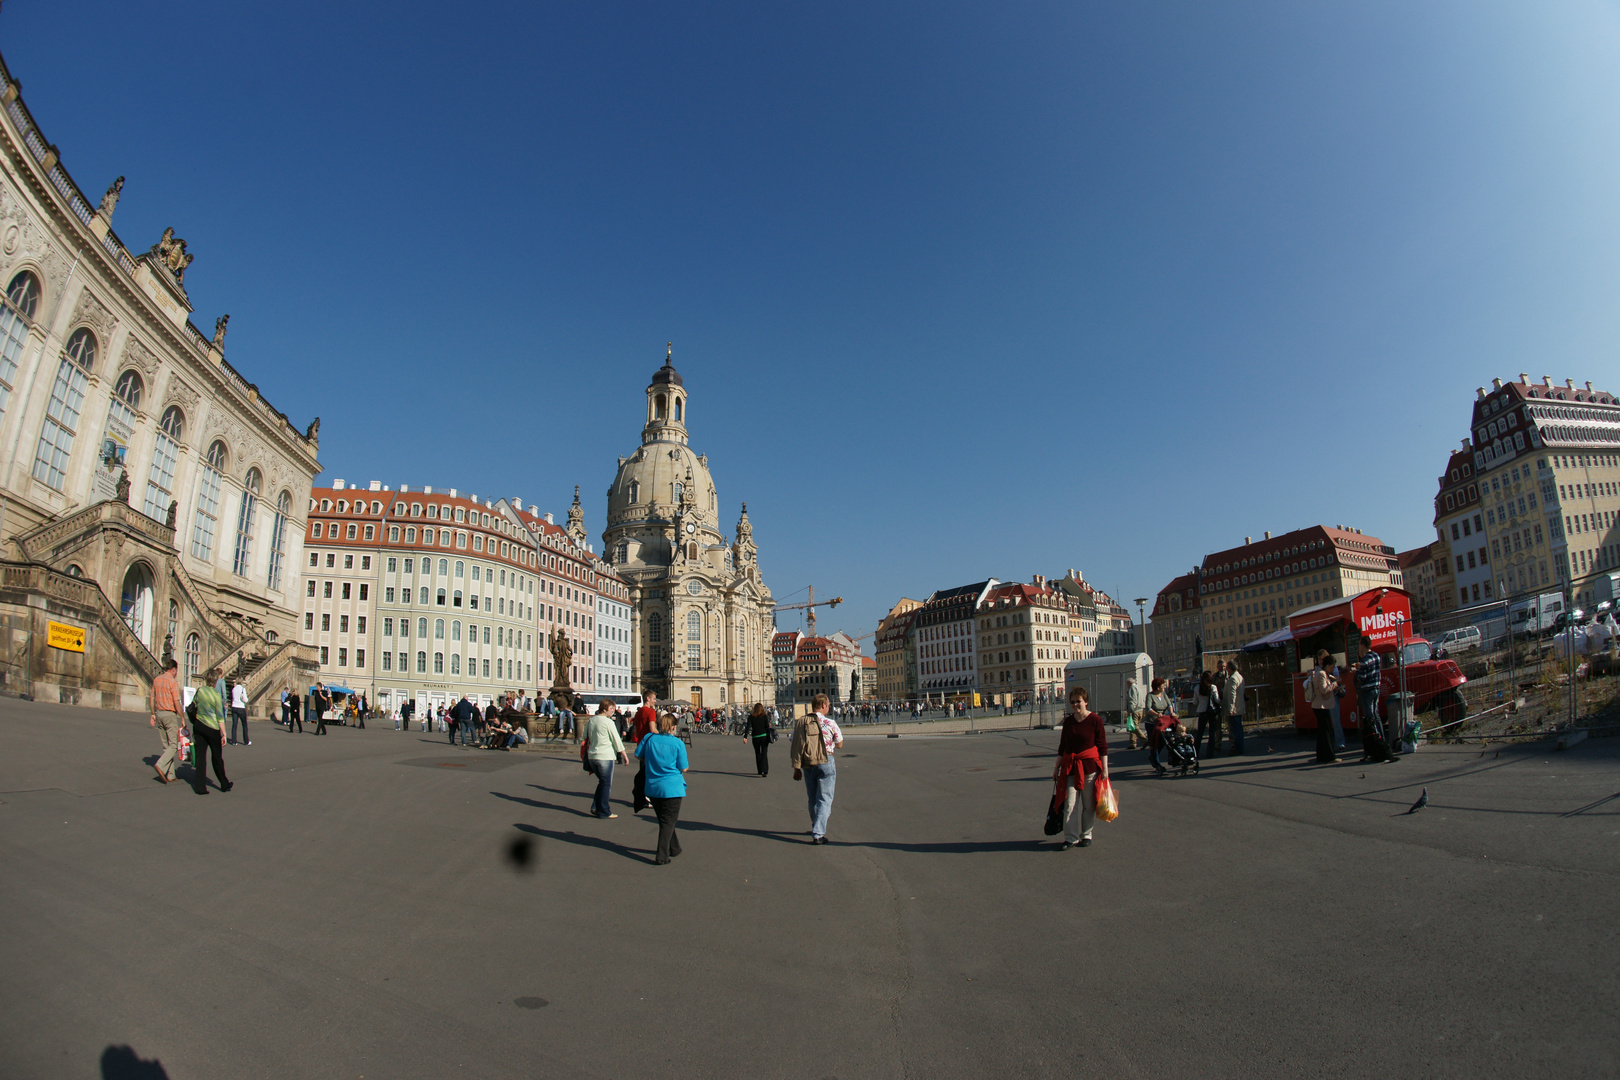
[{"xmin": 635, "ymin": 713, "xmax": 689, "ymax": 865}]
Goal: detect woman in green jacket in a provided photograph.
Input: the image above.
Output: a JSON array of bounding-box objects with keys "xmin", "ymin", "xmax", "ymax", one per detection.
[{"xmin": 190, "ymin": 667, "xmax": 232, "ymax": 794}]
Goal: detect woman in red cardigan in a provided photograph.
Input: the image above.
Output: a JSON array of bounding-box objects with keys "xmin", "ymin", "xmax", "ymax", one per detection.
[{"xmin": 1053, "ymin": 686, "xmax": 1110, "ymax": 849}]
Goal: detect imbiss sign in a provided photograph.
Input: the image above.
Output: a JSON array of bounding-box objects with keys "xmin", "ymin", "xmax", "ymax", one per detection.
[{"xmin": 1352, "ymin": 591, "xmax": 1411, "ymax": 648}]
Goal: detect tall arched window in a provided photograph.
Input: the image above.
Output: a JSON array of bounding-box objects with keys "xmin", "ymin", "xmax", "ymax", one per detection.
[
  {"xmin": 434, "ymin": 618, "xmax": 445, "ymax": 639},
  {"xmin": 687, "ymin": 610, "xmax": 702, "ymax": 639},
  {"xmin": 120, "ymin": 562, "xmax": 153, "ymax": 648},
  {"xmin": 451, "ymin": 620, "xmax": 461, "ymax": 642},
  {"xmin": 647, "ymin": 612, "xmax": 662, "ymax": 642},
  {"xmin": 143, "ymin": 407, "xmax": 183, "ymax": 521},
  {"xmin": 32, "ymin": 328, "xmax": 97, "ymax": 489},
  {"xmin": 167, "ymin": 599, "xmax": 179, "ymax": 654},
  {"xmin": 184, "ymin": 632, "xmax": 201, "ymax": 686},
  {"xmin": 232, "ymin": 467, "xmax": 261, "ymax": 576},
  {"xmin": 0, "ymin": 271, "xmax": 39, "ymax": 422},
  {"xmin": 191, "ymin": 441, "xmax": 227, "ymax": 560},
  {"xmin": 267, "ymin": 491, "xmax": 291, "ymax": 591}
]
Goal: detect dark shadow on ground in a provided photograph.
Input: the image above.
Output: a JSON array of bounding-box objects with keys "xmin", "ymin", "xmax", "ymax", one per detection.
[
  {"xmin": 492, "ymin": 790, "xmax": 593, "ymax": 818},
  {"xmin": 101, "ymin": 1044, "xmax": 169, "ymax": 1078},
  {"xmin": 513, "ymin": 822, "xmax": 654, "ymax": 864},
  {"xmin": 838, "ymin": 838, "xmax": 1054, "ymax": 854},
  {"xmin": 526, "ymin": 782, "xmax": 592, "ymax": 800}
]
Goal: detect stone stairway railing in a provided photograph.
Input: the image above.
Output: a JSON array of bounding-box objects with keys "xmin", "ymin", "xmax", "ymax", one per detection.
[
  {"xmin": 12, "ymin": 499, "xmax": 175, "ymax": 562},
  {"xmin": 0, "ymin": 560, "xmax": 161, "ymax": 683},
  {"xmin": 239, "ymin": 637, "xmax": 319, "ymax": 715}
]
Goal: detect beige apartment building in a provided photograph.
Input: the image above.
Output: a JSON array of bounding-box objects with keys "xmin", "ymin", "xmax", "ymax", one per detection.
[
  {"xmin": 977, "ymin": 577, "xmax": 1073, "ymax": 699},
  {"xmin": 874, "ymin": 597, "xmax": 921, "ymax": 700},
  {"xmin": 1200, "ymin": 526, "xmax": 1400, "ymax": 651},
  {"xmin": 1463, "ymin": 375, "xmax": 1618, "ymax": 607}
]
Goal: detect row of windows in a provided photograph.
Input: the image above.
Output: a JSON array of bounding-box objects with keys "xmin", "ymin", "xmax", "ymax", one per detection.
[
  {"xmin": 374, "ymin": 652, "xmax": 534, "ymax": 680},
  {"xmin": 307, "ymin": 581, "xmax": 370, "ymax": 600},
  {"xmin": 1, "ymin": 273, "xmax": 295, "ymax": 589}
]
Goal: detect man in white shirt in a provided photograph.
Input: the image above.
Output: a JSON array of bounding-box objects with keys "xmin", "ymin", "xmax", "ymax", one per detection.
[
  {"xmin": 229, "ymin": 680, "xmax": 250, "ymax": 746},
  {"xmin": 791, "ymin": 693, "xmax": 844, "ymax": 844}
]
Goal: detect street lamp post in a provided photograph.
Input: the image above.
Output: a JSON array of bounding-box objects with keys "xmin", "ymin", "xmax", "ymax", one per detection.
[{"xmin": 1134, "ymin": 598, "xmax": 1148, "ymax": 659}]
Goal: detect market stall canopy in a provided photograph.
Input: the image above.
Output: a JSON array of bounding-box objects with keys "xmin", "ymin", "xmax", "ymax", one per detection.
[
  {"xmin": 1242, "ymin": 626, "xmax": 1294, "ymax": 651},
  {"xmin": 309, "ymin": 685, "xmax": 354, "ymax": 696},
  {"xmin": 1289, "ymin": 617, "xmax": 1348, "ymax": 641}
]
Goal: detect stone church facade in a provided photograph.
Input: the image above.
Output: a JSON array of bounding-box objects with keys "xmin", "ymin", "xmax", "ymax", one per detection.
[
  {"xmin": 603, "ymin": 350, "xmax": 775, "ymax": 709},
  {"xmin": 0, "ymin": 48, "xmax": 319, "ymax": 710}
]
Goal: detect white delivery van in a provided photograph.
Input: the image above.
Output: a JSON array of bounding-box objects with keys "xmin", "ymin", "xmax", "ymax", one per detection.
[
  {"xmin": 1432, "ymin": 625, "xmax": 1482, "ymax": 656},
  {"xmin": 1064, "ymin": 653, "xmax": 1154, "ymax": 721}
]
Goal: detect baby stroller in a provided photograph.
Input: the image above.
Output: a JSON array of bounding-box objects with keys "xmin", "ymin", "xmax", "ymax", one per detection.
[{"xmin": 1162, "ymin": 725, "xmax": 1200, "ymax": 776}]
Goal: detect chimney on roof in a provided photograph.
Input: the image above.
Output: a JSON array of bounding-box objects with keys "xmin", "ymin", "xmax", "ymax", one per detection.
[
  {"xmin": 1587, "ymin": 381, "xmax": 1594, "ymax": 392},
  {"xmin": 469, "ymin": 494, "xmax": 476, "ymax": 503},
  {"xmin": 1566, "ymin": 379, "xmax": 1575, "ymax": 389},
  {"xmin": 1492, "ymin": 378, "xmax": 1503, "ymax": 390},
  {"xmin": 1519, "ymin": 373, "xmax": 1529, "ymax": 384},
  {"xmin": 1245, "ymin": 536, "xmax": 1251, "ymax": 545},
  {"xmin": 513, "ymin": 496, "xmax": 522, "ymax": 507},
  {"xmin": 449, "ymin": 488, "xmax": 457, "ymax": 498},
  {"xmin": 1543, "ymin": 376, "xmax": 1552, "ymax": 387},
  {"xmin": 333, "ymin": 479, "xmax": 345, "ymax": 490},
  {"xmin": 1461, "ymin": 439, "xmax": 1470, "ymax": 450},
  {"xmin": 1264, "ymin": 531, "xmax": 1271, "ymax": 540},
  {"xmin": 528, "ymin": 505, "xmax": 538, "ymax": 516},
  {"xmin": 544, "ymin": 513, "xmax": 554, "ymax": 525},
  {"xmin": 399, "ymin": 484, "xmax": 409, "ymax": 493},
  {"xmin": 1033, "ymin": 574, "xmax": 1046, "ymax": 588},
  {"xmin": 1476, "ymin": 388, "xmax": 1486, "ymax": 400},
  {"xmin": 424, "ymin": 486, "xmax": 433, "ymax": 495},
  {"xmin": 368, "ymin": 481, "xmax": 381, "ymax": 491}
]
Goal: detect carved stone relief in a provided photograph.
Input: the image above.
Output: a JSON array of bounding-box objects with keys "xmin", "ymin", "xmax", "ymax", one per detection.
[
  {"xmin": 70, "ymin": 288, "xmax": 117, "ymax": 342},
  {"xmin": 121, "ymin": 334, "xmax": 161, "ymax": 378},
  {"xmin": 161, "ymin": 373, "xmax": 199, "ymax": 414}
]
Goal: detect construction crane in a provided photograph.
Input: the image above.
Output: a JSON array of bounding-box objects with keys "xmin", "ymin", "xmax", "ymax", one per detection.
[{"xmin": 774, "ymin": 585, "xmax": 843, "ymax": 637}]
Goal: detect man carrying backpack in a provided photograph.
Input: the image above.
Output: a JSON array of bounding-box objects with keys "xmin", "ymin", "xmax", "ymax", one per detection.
[{"xmin": 791, "ymin": 693, "xmax": 843, "ymax": 845}]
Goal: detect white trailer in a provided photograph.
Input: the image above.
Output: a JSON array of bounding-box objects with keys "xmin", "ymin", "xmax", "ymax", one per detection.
[
  {"xmin": 1591, "ymin": 571, "xmax": 1620, "ymax": 608},
  {"xmin": 1064, "ymin": 652, "xmax": 1154, "ymax": 721},
  {"xmin": 1508, "ymin": 592, "xmax": 1565, "ymax": 638}
]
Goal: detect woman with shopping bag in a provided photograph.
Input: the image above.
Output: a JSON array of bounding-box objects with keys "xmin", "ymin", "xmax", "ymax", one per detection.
[{"xmin": 1051, "ymin": 686, "xmax": 1110, "ymax": 850}]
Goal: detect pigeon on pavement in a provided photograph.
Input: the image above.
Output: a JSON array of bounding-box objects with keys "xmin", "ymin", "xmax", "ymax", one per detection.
[{"xmin": 1406, "ymin": 787, "xmax": 1429, "ymax": 814}]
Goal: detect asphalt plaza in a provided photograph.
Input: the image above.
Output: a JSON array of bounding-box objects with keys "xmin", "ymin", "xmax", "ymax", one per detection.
[{"xmin": 1, "ymin": 698, "xmax": 1617, "ymax": 1079}]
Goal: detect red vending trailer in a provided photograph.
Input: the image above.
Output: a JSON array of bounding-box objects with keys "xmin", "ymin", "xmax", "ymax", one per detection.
[{"xmin": 1285, "ymin": 588, "xmax": 1467, "ymax": 731}]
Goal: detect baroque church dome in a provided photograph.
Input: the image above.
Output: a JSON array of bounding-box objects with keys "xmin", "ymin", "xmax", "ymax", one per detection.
[{"xmin": 605, "ymin": 349, "xmax": 722, "ymax": 550}]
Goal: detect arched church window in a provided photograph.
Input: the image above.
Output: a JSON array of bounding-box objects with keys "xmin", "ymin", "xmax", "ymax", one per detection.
[
  {"xmin": 655, "ymin": 394, "xmax": 666, "ymax": 419},
  {"xmin": 232, "ymin": 468, "xmax": 261, "ymax": 577},
  {"xmin": 648, "ymin": 612, "xmax": 662, "ymax": 642},
  {"xmin": 687, "ymin": 610, "xmax": 702, "ymax": 641},
  {"xmin": 674, "ymin": 397, "xmax": 682, "ymax": 421},
  {"xmin": 628, "ymin": 482, "xmax": 639, "ymax": 504}
]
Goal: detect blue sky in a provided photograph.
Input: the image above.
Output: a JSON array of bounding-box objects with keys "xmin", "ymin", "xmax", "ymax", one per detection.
[{"xmin": 8, "ymin": 2, "xmax": 1620, "ymax": 640}]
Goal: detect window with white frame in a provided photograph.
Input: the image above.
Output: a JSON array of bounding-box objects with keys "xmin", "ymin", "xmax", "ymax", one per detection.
[
  {"xmin": 143, "ymin": 405, "xmax": 183, "ymax": 520},
  {"xmin": 191, "ymin": 441, "xmax": 227, "ymax": 559},
  {"xmin": 232, "ymin": 468, "xmax": 261, "ymax": 576},
  {"xmin": 33, "ymin": 327, "xmax": 96, "ymax": 489},
  {"xmin": 267, "ymin": 491, "xmax": 291, "ymax": 591},
  {"xmin": 0, "ymin": 271, "xmax": 39, "ymax": 421}
]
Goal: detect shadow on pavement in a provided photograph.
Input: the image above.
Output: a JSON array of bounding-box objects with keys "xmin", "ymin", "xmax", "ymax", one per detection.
[
  {"xmin": 492, "ymin": 790, "xmax": 594, "ymax": 818},
  {"xmin": 100, "ymin": 1044, "xmax": 169, "ymax": 1078},
  {"xmin": 513, "ymin": 822, "xmax": 654, "ymax": 864}
]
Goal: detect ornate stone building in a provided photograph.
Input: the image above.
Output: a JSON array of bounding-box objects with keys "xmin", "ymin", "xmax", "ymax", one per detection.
[
  {"xmin": 603, "ymin": 350, "xmax": 775, "ymax": 708},
  {"xmin": 0, "ymin": 47, "xmax": 319, "ymax": 710}
]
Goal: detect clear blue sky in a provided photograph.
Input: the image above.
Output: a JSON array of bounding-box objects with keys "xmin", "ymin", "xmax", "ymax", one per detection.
[{"xmin": 9, "ymin": 2, "xmax": 1620, "ymax": 640}]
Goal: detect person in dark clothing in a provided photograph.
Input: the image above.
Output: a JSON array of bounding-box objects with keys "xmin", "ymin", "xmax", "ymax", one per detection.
[
  {"xmin": 356, "ymin": 692, "xmax": 366, "ymax": 729},
  {"xmin": 747, "ymin": 702, "xmax": 772, "ymax": 776},
  {"xmin": 288, "ymin": 690, "xmax": 302, "ymax": 733},
  {"xmin": 451, "ymin": 696, "xmax": 476, "ymax": 746},
  {"xmin": 314, "ymin": 683, "xmax": 332, "ymax": 736}
]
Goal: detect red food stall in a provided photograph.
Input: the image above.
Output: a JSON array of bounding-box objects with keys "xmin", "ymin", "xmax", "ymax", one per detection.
[{"xmin": 1285, "ymin": 588, "xmax": 1412, "ymax": 731}]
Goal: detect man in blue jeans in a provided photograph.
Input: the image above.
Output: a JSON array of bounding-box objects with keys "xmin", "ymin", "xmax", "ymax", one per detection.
[
  {"xmin": 451, "ymin": 695, "xmax": 476, "ymax": 746},
  {"xmin": 791, "ymin": 693, "xmax": 844, "ymax": 844}
]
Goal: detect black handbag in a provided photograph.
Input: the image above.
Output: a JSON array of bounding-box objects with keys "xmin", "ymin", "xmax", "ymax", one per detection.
[{"xmin": 1043, "ymin": 799, "xmax": 1063, "ymax": 836}]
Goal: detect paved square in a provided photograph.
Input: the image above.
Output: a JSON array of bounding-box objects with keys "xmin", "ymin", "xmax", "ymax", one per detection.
[{"xmin": 1, "ymin": 698, "xmax": 1617, "ymax": 1079}]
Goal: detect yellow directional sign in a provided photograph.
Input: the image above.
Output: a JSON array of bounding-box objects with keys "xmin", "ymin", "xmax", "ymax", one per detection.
[{"xmin": 47, "ymin": 620, "xmax": 86, "ymax": 653}]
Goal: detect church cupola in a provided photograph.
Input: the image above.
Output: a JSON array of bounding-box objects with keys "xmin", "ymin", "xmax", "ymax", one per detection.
[{"xmin": 644, "ymin": 342, "xmax": 689, "ymax": 446}]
